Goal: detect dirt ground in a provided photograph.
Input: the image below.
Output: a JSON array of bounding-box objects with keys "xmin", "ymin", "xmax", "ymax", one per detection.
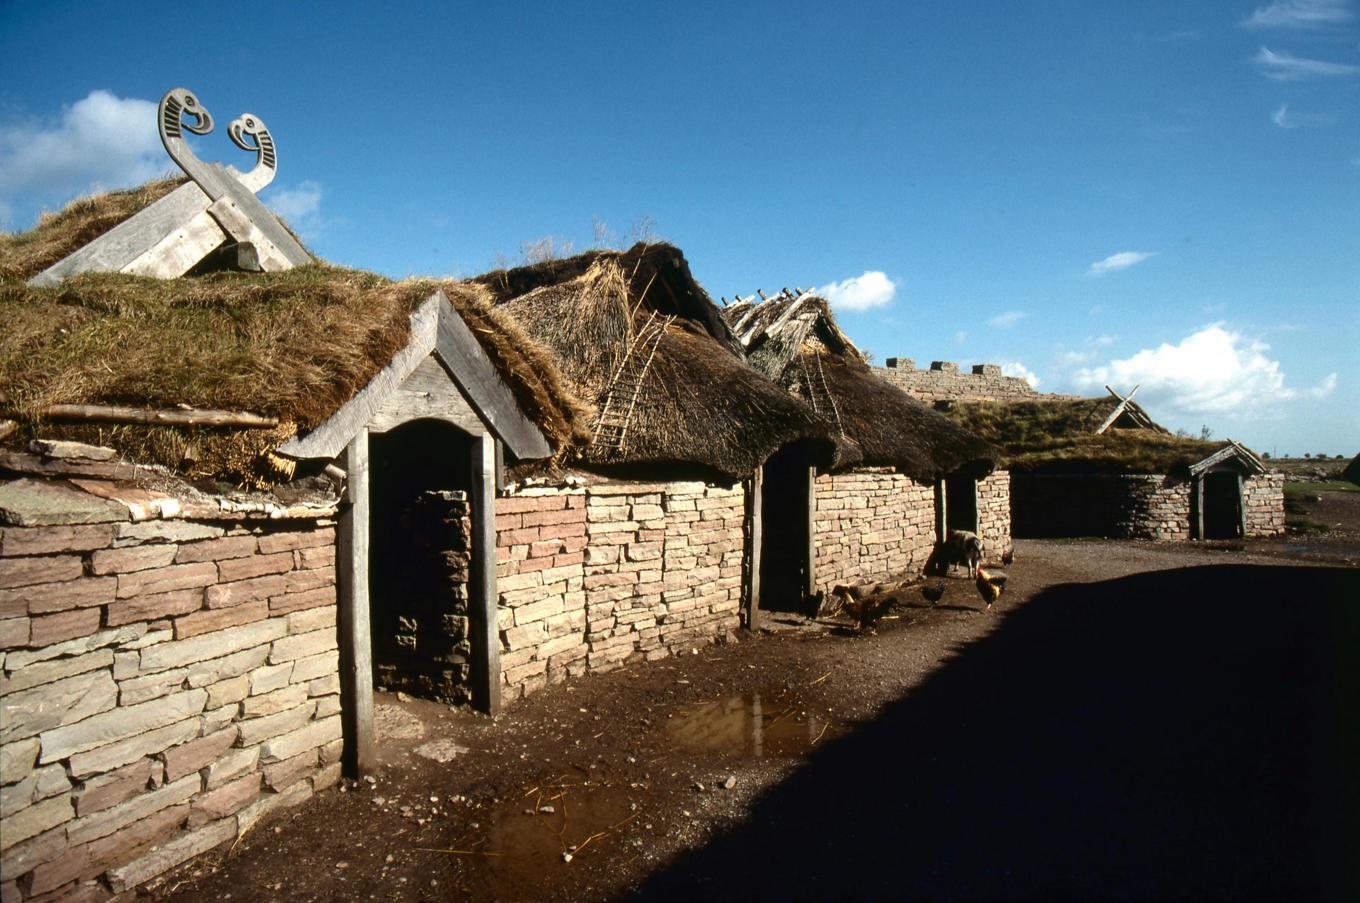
[{"xmin": 153, "ymin": 534, "xmax": 1358, "ymax": 902}]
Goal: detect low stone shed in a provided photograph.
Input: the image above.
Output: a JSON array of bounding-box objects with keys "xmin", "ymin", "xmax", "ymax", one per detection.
[
  {"xmin": 946, "ymin": 393, "xmax": 1285, "ymax": 540},
  {"xmin": 722, "ymin": 291, "xmax": 1008, "ymax": 614}
]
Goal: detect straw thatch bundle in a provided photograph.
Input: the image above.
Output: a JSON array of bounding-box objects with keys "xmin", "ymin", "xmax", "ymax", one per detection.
[
  {"xmin": 948, "ymin": 398, "xmax": 1242, "ymax": 474},
  {"xmin": 1, "ymin": 186, "xmax": 587, "ymax": 483},
  {"xmin": 723, "ymin": 294, "xmax": 999, "ymax": 481},
  {"xmin": 476, "ymin": 244, "xmax": 840, "ymax": 480}
]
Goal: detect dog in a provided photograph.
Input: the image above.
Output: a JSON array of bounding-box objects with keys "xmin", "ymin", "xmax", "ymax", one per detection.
[{"xmin": 928, "ymin": 529, "xmax": 983, "ymax": 577}]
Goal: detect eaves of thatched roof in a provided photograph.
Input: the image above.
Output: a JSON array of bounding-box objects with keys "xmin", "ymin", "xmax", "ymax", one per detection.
[
  {"xmin": 474, "ymin": 244, "xmax": 842, "ymax": 481},
  {"xmin": 722, "ymin": 293, "xmax": 999, "ymax": 481}
]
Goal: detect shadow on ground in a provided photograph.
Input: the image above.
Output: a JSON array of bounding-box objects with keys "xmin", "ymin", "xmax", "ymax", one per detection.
[{"xmin": 637, "ymin": 565, "xmax": 1359, "ymax": 902}]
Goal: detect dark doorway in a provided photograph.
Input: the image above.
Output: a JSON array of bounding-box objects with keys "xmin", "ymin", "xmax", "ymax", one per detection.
[
  {"xmin": 369, "ymin": 420, "xmax": 476, "ymax": 703},
  {"xmin": 1203, "ymin": 471, "xmax": 1243, "ymax": 539},
  {"xmin": 760, "ymin": 446, "xmax": 812, "ymax": 613},
  {"xmin": 945, "ymin": 476, "xmax": 978, "ymax": 535}
]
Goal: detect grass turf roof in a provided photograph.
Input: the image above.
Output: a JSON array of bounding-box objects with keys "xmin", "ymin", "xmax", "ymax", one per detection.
[
  {"xmin": 946, "ymin": 398, "xmax": 1236, "ymax": 474},
  {"xmin": 1, "ymin": 187, "xmax": 589, "ymax": 484}
]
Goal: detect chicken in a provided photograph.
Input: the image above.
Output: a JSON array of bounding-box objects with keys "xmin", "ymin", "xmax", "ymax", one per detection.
[
  {"xmin": 832, "ymin": 583, "xmax": 895, "ymax": 631},
  {"xmin": 1001, "ymin": 547, "xmax": 1014, "ymax": 566},
  {"xmin": 975, "ymin": 566, "xmax": 1007, "ymax": 610},
  {"xmin": 921, "ymin": 582, "xmax": 946, "ymax": 605}
]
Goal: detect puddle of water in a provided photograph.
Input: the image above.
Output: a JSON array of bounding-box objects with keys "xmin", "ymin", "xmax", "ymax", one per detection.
[
  {"xmin": 664, "ymin": 689, "xmax": 836, "ymax": 758},
  {"xmin": 434, "ymin": 784, "xmax": 639, "ymax": 897}
]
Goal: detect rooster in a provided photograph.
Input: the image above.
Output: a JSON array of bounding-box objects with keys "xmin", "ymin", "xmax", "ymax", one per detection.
[
  {"xmin": 831, "ymin": 583, "xmax": 895, "ymax": 631},
  {"xmin": 974, "ymin": 566, "xmax": 1007, "ymax": 610}
]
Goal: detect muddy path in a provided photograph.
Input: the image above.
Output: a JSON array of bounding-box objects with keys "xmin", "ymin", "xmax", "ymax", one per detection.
[{"xmin": 154, "ymin": 542, "xmax": 1358, "ymax": 901}]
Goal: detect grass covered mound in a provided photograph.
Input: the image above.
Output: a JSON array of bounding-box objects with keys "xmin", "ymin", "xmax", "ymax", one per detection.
[
  {"xmin": 1, "ymin": 187, "xmax": 590, "ymax": 484},
  {"xmin": 949, "ymin": 399, "xmax": 1229, "ymax": 474}
]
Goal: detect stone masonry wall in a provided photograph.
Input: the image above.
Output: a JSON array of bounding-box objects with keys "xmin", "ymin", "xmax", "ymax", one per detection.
[
  {"xmin": 1243, "ymin": 473, "xmax": 1285, "ymax": 537},
  {"xmin": 494, "ymin": 481, "xmax": 744, "ymax": 703},
  {"xmin": 1012, "ymin": 473, "xmax": 1191, "ymax": 540},
  {"xmin": 976, "ymin": 469, "xmax": 1012, "ymax": 560},
  {"xmin": 813, "ymin": 469, "xmax": 935, "ymax": 593},
  {"xmin": 875, "ymin": 360, "xmax": 1040, "ymax": 403},
  {"xmin": 0, "ymin": 517, "xmax": 340, "ymax": 900}
]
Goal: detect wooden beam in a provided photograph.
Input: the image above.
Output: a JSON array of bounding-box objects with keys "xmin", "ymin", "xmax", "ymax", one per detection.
[
  {"xmin": 804, "ymin": 465, "xmax": 817, "ymax": 598},
  {"xmin": 337, "ymin": 430, "xmax": 375, "ymax": 777},
  {"xmin": 1095, "ymin": 384, "xmax": 1139, "ymax": 435},
  {"xmin": 469, "ymin": 433, "xmax": 502, "ymax": 716},
  {"xmin": 1237, "ymin": 473, "xmax": 1247, "ymax": 539},
  {"xmin": 934, "ymin": 478, "xmax": 947, "ymax": 543},
  {"xmin": 33, "ymin": 404, "xmax": 278, "ymax": 429},
  {"xmin": 433, "ymin": 294, "xmax": 551, "ymax": 461},
  {"xmin": 1195, "ymin": 475, "xmax": 1204, "ymax": 540},
  {"xmin": 746, "ymin": 466, "xmax": 763, "ymax": 632}
]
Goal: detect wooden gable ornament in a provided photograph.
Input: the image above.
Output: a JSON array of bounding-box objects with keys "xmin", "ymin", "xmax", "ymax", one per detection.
[{"xmin": 29, "ymin": 87, "xmax": 311, "ymax": 286}]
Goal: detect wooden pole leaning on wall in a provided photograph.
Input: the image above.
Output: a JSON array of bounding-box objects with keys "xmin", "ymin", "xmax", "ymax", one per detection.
[
  {"xmin": 338, "ymin": 429, "xmax": 375, "ymax": 777},
  {"xmin": 746, "ymin": 467, "xmax": 763, "ymax": 632},
  {"xmin": 469, "ymin": 433, "xmax": 502, "ymax": 716}
]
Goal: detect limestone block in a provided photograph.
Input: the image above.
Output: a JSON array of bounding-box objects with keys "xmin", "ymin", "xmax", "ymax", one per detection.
[
  {"xmin": 287, "ymin": 650, "xmax": 338, "ymax": 684},
  {"xmin": 105, "ymin": 816, "xmax": 235, "ymax": 893},
  {"xmin": 73, "ymin": 758, "xmax": 157, "ymax": 817},
  {"xmin": 258, "ymin": 715, "xmax": 340, "ymax": 765},
  {"xmin": 175, "ymin": 535, "xmax": 258, "ymax": 564},
  {"xmin": 117, "ymin": 667, "xmax": 190, "ymax": 706},
  {"xmin": 139, "ymin": 619, "xmax": 285, "ymax": 675},
  {"xmin": 106, "ymin": 588, "xmax": 204, "ymax": 628},
  {"xmin": 39, "ymin": 688, "xmax": 207, "ymax": 764},
  {"xmin": 185, "ymin": 645, "xmax": 271, "ymax": 690},
  {"xmin": 65, "ymin": 774, "xmax": 199, "ymax": 846},
  {"xmin": 0, "ymin": 524, "xmax": 115, "ymax": 558},
  {"xmin": 286, "ymin": 605, "xmax": 335, "ymax": 635},
  {"xmin": 241, "ymin": 684, "xmax": 308, "ymax": 719},
  {"xmin": 268, "ymin": 627, "xmax": 336, "ymax": 665},
  {"xmin": 205, "ymin": 573, "xmax": 288, "ymax": 609},
  {"xmin": 234, "ymin": 701, "xmax": 315, "ymax": 746},
  {"xmin": 0, "ymin": 556, "xmax": 84, "ymax": 590},
  {"xmin": 256, "ymin": 530, "xmax": 332, "ymax": 555},
  {"xmin": 1, "ymin": 648, "xmax": 113, "ymax": 695},
  {"xmin": 0, "ymin": 793, "xmax": 72, "ymax": 850},
  {"xmin": 269, "ymin": 586, "xmax": 333, "ymax": 615},
  {"xmin": 189, "ymin": 772, "xmax": 260, "ymax": 827},
  {"xmin": 204, "ymin": 746, "xmax": 260, "ymax": 790},
  {"xmin": 1, "ymin": 670, "xmax": 117, "ymax": 745}
]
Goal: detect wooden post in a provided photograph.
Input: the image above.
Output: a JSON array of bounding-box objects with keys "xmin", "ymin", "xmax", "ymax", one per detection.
[
  {"xmin": 971, "ymin": 478, "xmax": 980, "ymax": 535},
  {"xmin": 934, "ymin": 479, "xmax": 947, "ymax": 542},
  {"xmin": 746, "ymin": 468, "xmax": 763, "ymax": 632},
  {"xmin": 1195, "ymin": 476, "xmax": 1205, "ymax": 540},
  {"xmin": 1237, "ymin": 473, "xmax": 1247, "ymax": 539},
  {"xmin": 337, "ymin": 429, "xmax": 375, "ymax": 777},
  {"xmin": 804, "ymin": 466, "xmax": 817, "ymax": 598},
  {"xmin": 469, "ymin": 433, "xmax": 502, "ymax": 716}
]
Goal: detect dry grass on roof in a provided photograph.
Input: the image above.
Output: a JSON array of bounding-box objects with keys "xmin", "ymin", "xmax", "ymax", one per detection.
[
  {"xmin": 0, "ymin": 177, "xmax": 187, "ymax": 281},
  {"xmin": 949, "ymin": 399, "xmax": 1229, "ymax": 474}
]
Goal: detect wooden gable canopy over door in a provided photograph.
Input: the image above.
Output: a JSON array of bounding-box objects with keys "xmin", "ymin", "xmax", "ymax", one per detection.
[{"xmin": 279, "ymin": 291, "xmax": 551, "ymax": 773}]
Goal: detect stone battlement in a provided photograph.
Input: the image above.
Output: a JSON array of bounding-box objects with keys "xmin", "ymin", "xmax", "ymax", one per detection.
[{"xmin": 876, "ymin": 358, "xmax": 1038, "ymax": 403}]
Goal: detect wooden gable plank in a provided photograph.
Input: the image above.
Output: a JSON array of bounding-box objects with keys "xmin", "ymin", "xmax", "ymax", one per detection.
[
  {"xmin": 432, "ymin": 292, "xmax": 551, "ymax": 460},
  {"xmin": 276, "ymin": 295, "xmax": 441, "ymax": 460},
  {"xmin": 367, "ymin": 356, "xmax": 485, "ymax": 435}
]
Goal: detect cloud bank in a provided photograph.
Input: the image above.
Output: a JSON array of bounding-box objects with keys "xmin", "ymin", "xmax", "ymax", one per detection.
[
  {"xmin": 816, "ymin": 271, "xmax": 897, "ymax": 311},
  {"xmin": 987, "ymin": 310, "xmax": 1029, "ymax": 328},
  {"xmin": 1253, "ymin": 47, "xmax": 1360, "ymax": 80},
  {"xmin": 1243, "ymin": 0, "xmax": 1353, "ymax": 29},
  {"xmin": 0, "ymin": 91, "xmax": 165, "ymax": 226},
  {"xmin": 1072, "ymin": 324, "xmax": 1336, "ymax": 418}
]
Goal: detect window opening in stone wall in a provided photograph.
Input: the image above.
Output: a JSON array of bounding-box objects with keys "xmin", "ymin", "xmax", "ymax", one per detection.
[
  {"xmin": 369, "ymin": 419, "xmax": 476, "ymax": 704},
  {"xmin": 945, "ymin": 476, "xmax": 978, "ymax": 535}
]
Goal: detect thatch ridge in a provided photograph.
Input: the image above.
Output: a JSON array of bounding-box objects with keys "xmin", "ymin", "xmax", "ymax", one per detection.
[
  {"xmin": 474, "ymin": 244, "xmax": 839, "ymax": 479},
  {"xmin": 722, "ymin": 293, "xmax": 999, "ymax": 480},
  {"xmin": 948, "ymin": 398, "xmax": 1242, "ymax": 474}
]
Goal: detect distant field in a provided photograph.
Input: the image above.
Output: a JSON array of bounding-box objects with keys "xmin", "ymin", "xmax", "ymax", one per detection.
[{"xmin": 1268, "ymin": 456, "xmax": 1351, "ymax": 481}]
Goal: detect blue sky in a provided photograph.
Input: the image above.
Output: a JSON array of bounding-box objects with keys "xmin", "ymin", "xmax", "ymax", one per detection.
[{"xmin": 3, "ymin": 0, "xmax": 1357, "ymax": 455}]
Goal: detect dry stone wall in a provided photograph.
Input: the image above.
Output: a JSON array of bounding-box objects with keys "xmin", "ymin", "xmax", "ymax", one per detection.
[
  {"xmin": 813, "ymin": 469, "xmax": 935, "ymax": 593},
  {"xmin": 495, "ymin": 481, "xmax": 744, "ymax": 702},
  {"xmin": 875, "ymin": 360, "xmax": 1040, "ymax": 403},
  {"xmin": 0, "ymin": 515, "xmax": 340, "ymax": 901},
  {"xmin": 976, "ymin": 470, "xmax": 1012, "ymax": 560},
  {"xmin": 1243, "ymin": 473, "xmax": 1285, "ymax": 536}
]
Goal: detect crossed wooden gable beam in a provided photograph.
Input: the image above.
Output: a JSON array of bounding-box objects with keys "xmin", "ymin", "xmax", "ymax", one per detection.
[{"xmin": 29, "ymin": 87, "xmax": 310, "ymax": 287}]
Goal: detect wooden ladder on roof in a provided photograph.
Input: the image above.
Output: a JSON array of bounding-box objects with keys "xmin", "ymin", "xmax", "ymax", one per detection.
[
  {"xmin": 592, "ymin": 311, "xmax": 674, "ymax": 456},
  {"xmin": 800, "ymin": 352, "xmax": 844, "ymax": 436}
]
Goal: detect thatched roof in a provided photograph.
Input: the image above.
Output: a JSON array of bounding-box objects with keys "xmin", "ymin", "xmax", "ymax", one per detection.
[
  {"xmin": 1, "ymin": 187, "xmax": 587, "ymax": 484},
  {"xmin": 722, "ymin": 293, "xmax": 999, "ymax": 481},
  {"xmin": 947, "ymin": 397, "xmax": 1254, "ymax": 474},
  {"xmin": 475, "ymin": 244, "xmax": 840, "ymax": 481}
]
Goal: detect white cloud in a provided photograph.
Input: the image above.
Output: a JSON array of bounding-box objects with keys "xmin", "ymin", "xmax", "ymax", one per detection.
[
  {"xmin": 1271, "ymin": 102, "xmax": 1331, "ymax": 127},
  {"xmin": 1273, "ymin": 103, "xmax": 1296, "ymax": 127},
  {"xmin": 1001, "ymin": 361, "xmax": 1041, "ymax": 388},
  {"xmin": 263, "ymin": 180, "xmax": 326, "ymax": 242},
  {"xmin": 953, "ymin": 330, "xmax": 968, "ymax": 344},
  {"xmin": 1253, "ymin": 46, "xmax": 1360, "ymax": 80},
  {"xmin": 0, "ymin": 91, "xmax": 165, "ymax": 225},
  {"xmin": 816, "ymin": 271, "xmax": 896, "ymax": 312},
  {"xmin": 1243, "ymin": 0, "xmax": 1353, "ymax": 29},
  {"xmin": 1093, "ymin": 334, "xmax": 1116, "ymax": 347},
  {"xmin": 1058, "ymin": 350, "xmax": 1097, "ymax": 367},
  {"xmin": 1072, "ymin": 324, "xmax": 1337, "ymax": 417},
  {"xmin": 987, "ymin": 310, "xmax": 1029, "ymax": 328},
  {"xmin": 1089, "ymin": 250, "xmax": 1156, "ymax": 276}
]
